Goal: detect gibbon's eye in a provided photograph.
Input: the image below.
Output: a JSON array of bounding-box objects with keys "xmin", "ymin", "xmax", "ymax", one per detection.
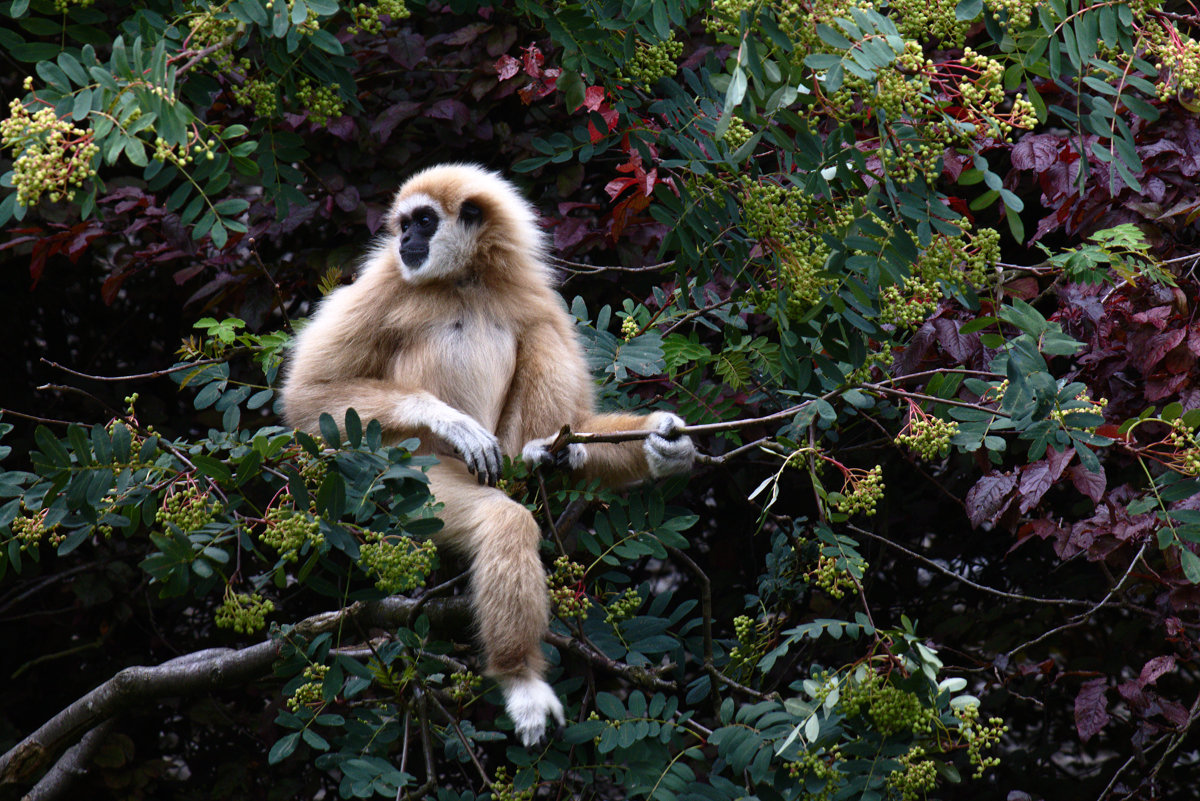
[{"xmin": 460, "ymin": 201, "xmax": 483, "ymax": 226}]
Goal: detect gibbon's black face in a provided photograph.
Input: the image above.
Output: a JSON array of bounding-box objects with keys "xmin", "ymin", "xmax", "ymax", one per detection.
[{"xmin": 398, "ymin": 205, "xmax": 440, "ymax": 268}]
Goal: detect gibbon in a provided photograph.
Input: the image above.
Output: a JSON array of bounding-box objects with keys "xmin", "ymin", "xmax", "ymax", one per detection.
[{"xmin": 280, "ymin": 164, "xmax": 695, "ymax": 746}]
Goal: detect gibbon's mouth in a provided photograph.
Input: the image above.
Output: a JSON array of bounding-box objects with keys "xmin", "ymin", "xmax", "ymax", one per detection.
[{"xmin": 400, "ymin": 245, "xmax": 429, "ymax": 269}]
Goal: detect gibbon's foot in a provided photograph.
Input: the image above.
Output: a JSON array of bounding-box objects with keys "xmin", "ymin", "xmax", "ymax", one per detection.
[
  {"xmin": 521, "ymin": 436, "xmax": 587, "ymax": 473},
  {"xmin": 500, "ymin": 675, "xmax": 566, "ymax": 747},
  {"xmin": 645, "ymin": 412, "xmax": 695, "ymax": 478}
]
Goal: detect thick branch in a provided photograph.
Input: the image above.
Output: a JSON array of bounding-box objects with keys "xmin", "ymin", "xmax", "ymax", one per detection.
[{"xmin": 0, "ymin": 596, "xmax": 470, "ymax": 791}]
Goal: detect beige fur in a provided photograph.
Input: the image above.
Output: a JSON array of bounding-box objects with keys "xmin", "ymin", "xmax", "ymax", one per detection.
[{"xmin": 280, "ymin": 164, "xmax": 693, "ymax": 744}]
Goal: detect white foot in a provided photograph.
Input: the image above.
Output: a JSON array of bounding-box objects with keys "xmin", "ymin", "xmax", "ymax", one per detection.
[{"xmin": 500, "ymin": 676, "xmax": 565, "ymax": 747}]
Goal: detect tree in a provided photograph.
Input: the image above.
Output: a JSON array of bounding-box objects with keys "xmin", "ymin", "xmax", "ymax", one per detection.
[{"xmin": 2, "ymin": 0, "xmax": 1200, "ymax": 799}]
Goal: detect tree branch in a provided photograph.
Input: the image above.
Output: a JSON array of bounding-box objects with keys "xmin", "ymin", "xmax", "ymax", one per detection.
[{"xmin": 0, "ymin": 596, "xmax": 471, "ymax": 794}]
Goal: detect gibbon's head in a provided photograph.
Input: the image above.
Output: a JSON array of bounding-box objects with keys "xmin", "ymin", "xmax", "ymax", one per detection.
[{"xmin": 384, "ymin": 164, "xmax": 547, "ymax": 285}]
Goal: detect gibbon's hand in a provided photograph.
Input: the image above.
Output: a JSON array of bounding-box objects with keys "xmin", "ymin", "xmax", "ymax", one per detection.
[
  {"xmin": 521, "ymin": 436, "xmax": 587, "ymax": 473},
  {"xmin": 644, "ymin": 412, "xmax": 695, "ymax": 478},
  {"xmin": 430, "ymin": 409, "xmax": 503, "ymax": 486},
  {"xmin": 500, "ymin": 675, "xmax": 566, "ymax": 747}
]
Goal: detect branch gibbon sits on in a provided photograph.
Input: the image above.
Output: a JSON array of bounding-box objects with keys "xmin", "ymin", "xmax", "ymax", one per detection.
[{"xmin": 280, "ymin": 164, "xmax": 695, "ymax": 746}]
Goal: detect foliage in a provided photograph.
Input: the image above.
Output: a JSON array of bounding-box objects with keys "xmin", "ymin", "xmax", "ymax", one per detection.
[{"xmin": 4, "ymin": 0, "xmax": 1200, "ymax": 800}]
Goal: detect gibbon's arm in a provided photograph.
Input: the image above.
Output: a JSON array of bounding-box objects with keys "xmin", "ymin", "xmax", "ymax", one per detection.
[
  {"xmin": 281, "ymin": 293, "xmax": 503, "ymax": 485},
  {"xmin": 504, "ymin": 317, "xmax": 695, "ymax": 486}
]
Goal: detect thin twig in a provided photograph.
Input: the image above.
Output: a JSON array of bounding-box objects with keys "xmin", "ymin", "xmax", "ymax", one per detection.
[
  {"xmin": 40, "ymin": 357, "xmax": 227, "ymax": 383},
  {"xmin": 849, "ymin": 525, "xmax": 1091, "ymax": 607},
  {"xmin": 249, "ymin": 238, "xmax": 293, "ymax": 334},
  {"xmin": 1004, "ymin": 542, "xmax": 1148, "ymax": 660}
]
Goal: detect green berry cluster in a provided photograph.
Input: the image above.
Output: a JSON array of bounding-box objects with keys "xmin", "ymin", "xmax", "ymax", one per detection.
[
  {"xmin": 152, "ymin": 131, "xmax": 218, "ymax": 167},
  {"xmin": 261, "ymin": 503, "xmax": 323, "ymax": 562},
  {"xmin": 776, "ymin": 0, "xmax": 873, "ymax": 58},
  {"xmin": 230, "ymin": 79, "xmax": 279, "ymax": 119},
  {"xmin": 889, "ymin": 0, "xmax": 967, "ymax": 47},
  {"xmin": 880, "ymin": 278, "xmax": 939, "ymax": 329},
  {"xmin": 446, "ymin": 670, "xmax": 482, "ymax": 703},
  {"xmin": 267, "ymin": 0, "xmax": 320, "ymax": 34},
  {"xmin": 784, "ymin": 746, "xmax": 845, "ymax": 801},
  {"xmin": 1051, "ymin": 392, "xmax": 1108, "ymax": 428},
  {"xmin": 986, "ymin": 0, "xmax": 1036, "ymax": 29},
  {"xmin": 1, "ymin": 98, "xmax": 99, "ymax": 207},
  {"xmin": 721, "ymin": 115, "xmax": 753, "ymax": 152},
  {"xmin": 158, "ymin": 485, "xmax": 216, "ymax": 532},
  {"xmin": 886, "ymin": 745, "xmax": 938, "ymax": 801},
  {"xmin": 620, "ymin": 315, "xmax": 639, "ymax": 341},
  {"xmin": 742, "ymin": 180, "xmax": 809, "ymax": 251},
  {"xmin": 298, "ymin": 451, "xmax": 328, "ymax": 487},
  {"xmin": 1152, "ymin": 30, "xmax": 1200, "ymax": 100},
  {"xmin": 833, "ymin": 465, "xmax": 883, "ymax": 517},
  {"xmin": 490, "ymin": 766, "xmax": 533, "ymax": 801},
  {"xmin": 954, "ymin": 703, "xmax": 1007, "ymax": 777},
  {"xmin": 704, "ymin": 0, "xmax": 753, "ymax": 36},
  {"xmin": 548, "ymin": 555, "xmax": 591, "ymax": 620},
  {"xmin": 294, "ymin": 78, "xmax": 345, "ymax": 127},
  {"xmin": 10, "ymin": 507, "xmax": 63, "ymax": 551},
  {"xmin": 838, "ymin": 669, "xmax": 933, "ymax": 737},
  {"xmin": 847, "ymin": 343, "xmax": 894, "ymax": 384},
  {"xmin": 806, "ymin": 553, "xmax": 860, "ymax": 599},
  {"xmin": 918, "ymin": 226, "xmax": 999, "ymax": 289},
  {"xmin": 286, "ymin": 663, "xmax": 328, "ymax": 712},
  {"xmin": 604, "ymin": 587, "xmax": 642, "ymax": 624},
  {"xmin": 358, "ymin": 534, "xmax": 437, "ymax": 594},
  {"xmin": 215, "ymin": 590, "xmax": 275, "ymax": 634},
  {"xmin": 186, "ymin": 10, "xmax": 240, "ymax": 73},
  {"xmin": 348, "ymin": 0, "xmax": 411, "ymax": 35},
  {"xmin": 52, "ymin": 0, "xmax": 95, "ymax": 11},
  {"xmin": 897, "ymin": 415, "xmax": 959, "ymax": 460},
  {"xmin": 727, "ymin": 614, "xmax": 756, "ymax": 666},
  {"xmin": 618, "ymin": 34, "xmax": 684, "ymax": 89},
  {"xmin": 1166, "ymin": 418, "xmax": 1200, "ymax": 476}
]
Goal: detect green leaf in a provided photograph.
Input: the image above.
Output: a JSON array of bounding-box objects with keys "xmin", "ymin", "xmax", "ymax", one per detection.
[{"xmin": 268, "ymin": 732, "xmax": 300, "ymax": 764}]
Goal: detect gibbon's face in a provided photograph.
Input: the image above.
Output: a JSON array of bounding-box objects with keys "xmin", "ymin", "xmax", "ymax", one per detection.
[{"xmin": 390, "ymin": 192, "xmax": 484, "ymax": 284}]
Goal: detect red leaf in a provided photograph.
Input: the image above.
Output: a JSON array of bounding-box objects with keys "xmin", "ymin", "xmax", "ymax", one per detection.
[
  {"xmin": 1010, "ymin": 133, "xmax": 1061, "ymax": 172},
  {"xmin": 426, "ymin": 99, "xmax": 471, "ymax": 134},
  {"xmin": 1138, "ymin": 655, "xmax": 1175, "ymax": 688},
  {"xmin": 521, "ymin": 45, "xmax": 544, "ymax": 78},
  {"xmin": 581, "ymin": 85, "xmax": 606, "ymax": 112},
  {"xmin": 1067, "ymin": 463, "xmax": 1106, "ymax": 503},
  {"xmin": 1142, "ymin": 327, "xmax": 1187, "ymax": 372},
  {"xmin": 1018, "ymin": 448, "xmax": 1075, "ymax": 514},
  {"xmin": 495, "ymin": 54, "xmax": 520, "ymax": 81},
  {"xmin": 101, "ymin": 271, "xmax": 129, "ymax": 305},
  {"xmin": 965, "ymin": 471, "xmax": 1018, "ymax": 529},
  {"xmin": 1075, "ymin": 677, "xmax": 1110, "ymax": 743}
]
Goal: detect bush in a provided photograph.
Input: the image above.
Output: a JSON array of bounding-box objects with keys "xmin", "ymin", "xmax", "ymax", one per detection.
[{"xmin": 3, "ymin": 1, "xmax": 1200, "ymax": 799}]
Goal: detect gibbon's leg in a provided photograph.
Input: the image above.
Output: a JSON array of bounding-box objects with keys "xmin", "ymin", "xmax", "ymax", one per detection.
[{"xmin": 427, "ymin": 460, "xmax": 564, "ymax": 745}]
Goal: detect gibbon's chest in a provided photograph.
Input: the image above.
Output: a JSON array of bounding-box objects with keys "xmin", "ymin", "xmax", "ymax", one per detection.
[{"xmin": 391, "ymin": 313, "xmax": 517, "ymax": 427}]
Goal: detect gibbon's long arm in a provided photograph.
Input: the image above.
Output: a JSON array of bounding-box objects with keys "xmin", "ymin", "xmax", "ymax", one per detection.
[
  {"xmin": 502, "ymin": 312, "xmax": 695, "ymax": 486},
  {"xmin": 281, "ymin": 286, "xmax": 504, "ymax": 484}
]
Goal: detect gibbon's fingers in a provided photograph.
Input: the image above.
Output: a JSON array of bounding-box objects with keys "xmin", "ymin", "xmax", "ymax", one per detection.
[
  {"xmin": 645, "ymin": 411, "xmax": 696, "ymax": 478},
  {"xmin": 500, "ymin": 675, "xmax": 565, "ymax": 747},
  {"xmin": 431, "ymin": 411, "xmax": 502, "ymax": 486},
  {"xmin": 521, "ymin": 437, "xmax": 587, "ymax": 472}
]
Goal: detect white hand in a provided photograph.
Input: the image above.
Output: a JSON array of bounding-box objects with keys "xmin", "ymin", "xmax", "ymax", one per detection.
[
  {"xmin": 522, "ymin": 436, "xmax": 587, "ymax": 472},
  {"xmin": 500, "ymin": 675, "xmax": 565, "ymax": 747},
  {"xmin": 430, "ymin": 410, "xmax": 502, "ymax": 486},
  {"xmin": 644, "ymin": 412, "xmax": 695, "ymax": 478}
]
